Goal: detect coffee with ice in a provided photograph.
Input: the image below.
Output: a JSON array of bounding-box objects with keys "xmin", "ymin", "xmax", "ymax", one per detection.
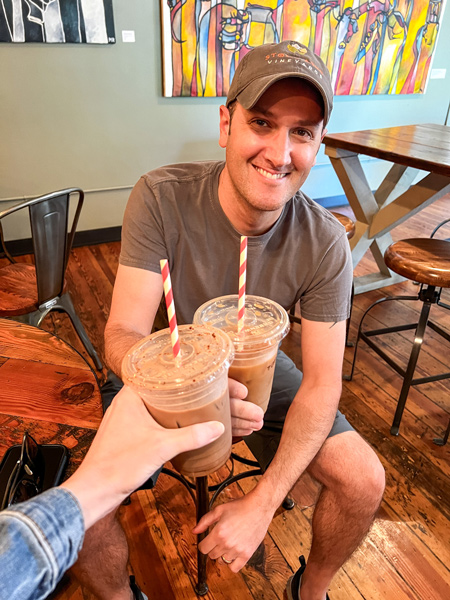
[
  {"xmin": 193, "ymin": 295, "xmax": 289, "ymax": 412},
  {"xmin": 122, "ymin": 324, "xmax": 234, "ymax": 477}
]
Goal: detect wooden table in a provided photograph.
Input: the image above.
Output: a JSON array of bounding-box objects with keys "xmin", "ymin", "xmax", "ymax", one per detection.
[
  {"xmin": 323, "ymin": 124, "xmax": 450, "ymax": 294},
  {"xmin": 0, "ymin": 319, "xmax": 102, "ymax": 476}
]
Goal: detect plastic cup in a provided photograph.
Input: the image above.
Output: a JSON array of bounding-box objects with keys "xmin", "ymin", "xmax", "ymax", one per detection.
[
  {"xmin": 193, "ymin": 295, "xmax": 290, "ymax": 413},
  {"xmin": 121, "ymin": 324, "xmax": 234, "ymax": 478}
]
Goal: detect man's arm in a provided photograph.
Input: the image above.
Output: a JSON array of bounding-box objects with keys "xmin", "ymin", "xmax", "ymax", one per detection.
[
  {"xmin": 193, "ymin": 317, "xmax": 346, "ymax": 571},
  {"xmin": 105, "ymin": 264, "xmax": 263, "ymax": 434},
  {"xmin": 104, "ymin": 264, "xmax": 163, "ymax": 376}
]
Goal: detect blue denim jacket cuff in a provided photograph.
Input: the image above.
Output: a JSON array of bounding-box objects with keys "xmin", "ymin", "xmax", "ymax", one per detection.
[{"xmin": 1, "ymin": 487, "xmax": 85, "ymax": 599}]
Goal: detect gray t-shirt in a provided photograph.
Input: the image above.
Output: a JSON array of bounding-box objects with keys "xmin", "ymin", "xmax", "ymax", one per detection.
[{"xmin": 120, "ymin": 161, "xmax": 353, "ymax": 330}]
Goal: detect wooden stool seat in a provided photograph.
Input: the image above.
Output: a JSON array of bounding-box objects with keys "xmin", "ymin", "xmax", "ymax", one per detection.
[
  {"xmin": 0, "ymin": 264, "xmax": 38, "ymax": 314},
  {"xmin": 384, "ymin": 239, "xmax": 450, "ymax": 288},
  {"xmin": 331, "ymin": 212, "xmax": 356, "ymax": 240}
]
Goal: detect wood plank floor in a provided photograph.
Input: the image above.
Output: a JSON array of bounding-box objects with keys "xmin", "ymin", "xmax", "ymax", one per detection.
[{"xmin": 6, "ymin": 196, "xmax": 450, "ymax": 600}]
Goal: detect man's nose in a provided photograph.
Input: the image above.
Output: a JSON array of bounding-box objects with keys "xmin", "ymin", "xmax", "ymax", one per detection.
[{"xmin": 266, "ymin": 129, "xmax": 292, "ymax": 167}]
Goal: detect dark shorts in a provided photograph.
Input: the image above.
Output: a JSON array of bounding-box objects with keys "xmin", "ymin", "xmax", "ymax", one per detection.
[
  {"xmin": 100, "ymin": 349, "xmax": 354, "ymax": 484},
  {"xmin": 244, "ymin": 349, "xmax": 355, "ymax": 471}
]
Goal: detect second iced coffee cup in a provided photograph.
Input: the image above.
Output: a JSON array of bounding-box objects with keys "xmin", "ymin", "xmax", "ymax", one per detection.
[
  {"xmin": 193, "ymin": 295, "xmax": 290, "ymax": 412},
  {"xmin": 121, "ymin": 324, "xmax": 234, "ymax": 478}
]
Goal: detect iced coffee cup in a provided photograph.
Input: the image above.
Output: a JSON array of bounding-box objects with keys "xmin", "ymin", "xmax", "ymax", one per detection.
[
  {"xmin": 122, "ymin": 324, "xmax": 234, "ymax": 478},
  {"xmin": 193, "ymin": 295, "xmax": 290, "ymax": 413}
]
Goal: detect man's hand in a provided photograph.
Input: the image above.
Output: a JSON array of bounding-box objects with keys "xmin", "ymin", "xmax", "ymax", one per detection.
[
  {"xmin": 192, "ymin": 492, "xmax": 273, "ymax": 572},
  {"xmin": 229, "ymin": 378, "xmax": 264, "ymax": 438}
]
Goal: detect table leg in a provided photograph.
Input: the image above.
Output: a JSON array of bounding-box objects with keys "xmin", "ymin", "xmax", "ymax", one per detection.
[
  {"xmin": 325, "ymin": 147, "xmax": 450, "ymax": 293},
  {"xmin": 195, "ymin": 476, "xmax": 209, "ymax": 596},
  {"xmin": 326, "ymin": 150, "xmax": 398, "ymax": 293},
  {"xmin": 369, "ymin": 172, "xmax": 450, "ymax": 237}
]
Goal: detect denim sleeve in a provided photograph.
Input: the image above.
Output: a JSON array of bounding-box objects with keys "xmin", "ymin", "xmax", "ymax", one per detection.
[{"xmin": 0, "ymin": 487, "xmax": 85, "ymax": 600}]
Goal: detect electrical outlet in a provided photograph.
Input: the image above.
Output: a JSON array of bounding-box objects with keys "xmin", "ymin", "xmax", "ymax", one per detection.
[{"xmin": 122, "ymin": 30, "xmax": 135, "ymax": 43}]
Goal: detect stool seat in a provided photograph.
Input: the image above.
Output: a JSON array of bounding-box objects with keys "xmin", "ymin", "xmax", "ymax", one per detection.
[
  {"xmin": 331, "ymin": 212, "xmax": 356, "ymax": 240},
  {"xmin": 385, "ymin": 239, "xmax": 450, "ymax": 288}
]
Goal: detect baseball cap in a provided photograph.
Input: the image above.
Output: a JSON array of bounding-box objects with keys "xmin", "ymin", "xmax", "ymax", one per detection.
[{"xmin": 226, "ymin": 40, "xmax": 333, "ymax": 125}]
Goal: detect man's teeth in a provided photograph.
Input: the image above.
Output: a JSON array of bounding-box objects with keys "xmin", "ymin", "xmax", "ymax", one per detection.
[{"xmin": 255, "ymin": 167, "xmax": 287, "ymax": 180}]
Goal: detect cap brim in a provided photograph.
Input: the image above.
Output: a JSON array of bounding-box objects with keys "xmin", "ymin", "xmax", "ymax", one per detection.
[{"xmin": 235, "ymin": 72, "xmax": 330, "ymax": 125}]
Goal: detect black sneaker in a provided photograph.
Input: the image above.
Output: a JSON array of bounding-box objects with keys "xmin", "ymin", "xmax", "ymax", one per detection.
[
  {"xmin": 130, "ymin": 575, "xmax": 148, "ymax": 600},
  {"xmin": 285, "ymin": 556, "xmax": 330, "ymax": 600}
]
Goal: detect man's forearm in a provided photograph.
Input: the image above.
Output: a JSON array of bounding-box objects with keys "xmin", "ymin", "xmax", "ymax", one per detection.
[
  {"xmin": 251, "ymin": 384, "xmax": 340, "ymax": 512},
  {"xmin": 104, "ymin": 322, "xmax": 145, "ymax": 377}
]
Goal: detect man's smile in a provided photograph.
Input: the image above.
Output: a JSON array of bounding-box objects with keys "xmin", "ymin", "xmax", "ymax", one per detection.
[{"xmin": 253, "ymin": 166, "xmax": 289, "ymax": 180}]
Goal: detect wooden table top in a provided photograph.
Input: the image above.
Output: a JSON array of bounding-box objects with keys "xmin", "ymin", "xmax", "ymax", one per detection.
[
  {"xmin": 0, "ymin": 319, "xmax": 102, "ymax": 471},
  {"xmin": 323, "ymin": 123, "xmax": 450, "ymax": 177}
]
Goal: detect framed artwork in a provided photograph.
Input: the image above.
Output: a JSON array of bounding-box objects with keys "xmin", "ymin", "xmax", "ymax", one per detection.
[
  {"xmin": 161, "ymin": 0, "xmax": 446, "ymax": 97},
  {"xmin": 0, "ymin": 0, "xmax": 115, "ymax": 43}
]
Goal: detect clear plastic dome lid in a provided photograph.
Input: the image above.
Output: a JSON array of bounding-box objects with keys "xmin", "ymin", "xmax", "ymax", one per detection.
[
  {"xmin": 193, "ymin": 294, "xmax": 290, "ymax": 350},
  {"xmin": 122, "ymin": 324, "xmax": 234, "ymax": 392}
]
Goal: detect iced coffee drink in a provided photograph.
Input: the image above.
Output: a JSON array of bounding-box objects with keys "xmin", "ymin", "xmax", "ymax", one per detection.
[
  {"xmin": 122, "ymin": 324, "xmax": 234, "ymax": 477},
  {"xmin": 193, "ymin": 295, "xmax": 289, "ymax": 412}
]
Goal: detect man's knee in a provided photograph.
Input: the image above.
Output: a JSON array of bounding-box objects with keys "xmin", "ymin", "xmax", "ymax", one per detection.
[
  {"xmin": 311, "ymin": 432, "xmax": 385, "ymax": 512},
  {"xmin": 351, "ymin": 448, "xmax": 385, "ymax": 511}
]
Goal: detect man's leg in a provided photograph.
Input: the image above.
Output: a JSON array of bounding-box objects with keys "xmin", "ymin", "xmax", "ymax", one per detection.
[
  {"xmin": 300, "ymin": 430, "xmax": 385, "ymax": 600},
  {"xmin": 244, "ymin": 350, "xmax": 385, "ymax": 599},
  {"xmin": 70, "ymin": 510, "xmax": 134, "ymax": 600}
]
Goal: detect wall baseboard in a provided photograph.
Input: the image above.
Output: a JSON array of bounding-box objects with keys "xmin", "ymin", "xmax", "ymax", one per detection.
[
  {"xmin": 2, "ymin": 226, "xmax": 122, "ymax": 257},
  {"xmin": 316, "ymin": 194, "xmax": 349, "ymax": 209}
]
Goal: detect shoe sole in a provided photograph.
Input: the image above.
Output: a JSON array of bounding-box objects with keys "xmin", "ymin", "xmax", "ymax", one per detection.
[{"xmin": 285, "ymin": 575, "xmax": 295, "ymax": 600}]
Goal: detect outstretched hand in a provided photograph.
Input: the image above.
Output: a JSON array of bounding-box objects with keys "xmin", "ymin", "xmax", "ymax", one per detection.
[
  {"xmin": 62, "ymin": 386, "xmax": 225, "ymax": 528},
  {"xmin": 228, "ymin": 378, "xmax": 264, "ymax": 438}
]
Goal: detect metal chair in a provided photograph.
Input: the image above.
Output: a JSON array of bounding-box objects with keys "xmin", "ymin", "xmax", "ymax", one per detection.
[
  {"xmin": 346, "ymin": 233, "xmax": 450, "ymax": 442},
  {"xmin": 0, "ymin": 188, "xmax": 102, "ymax": 370}
]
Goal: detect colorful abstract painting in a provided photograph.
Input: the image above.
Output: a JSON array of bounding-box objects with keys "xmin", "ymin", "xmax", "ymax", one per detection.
[
  {"xmin": 161, "ymin": 0, "xmax": 445, "ymax": 96},
  {"xmin": 0, "ymin": 0, "xmax": 115, "ymax": 43}
]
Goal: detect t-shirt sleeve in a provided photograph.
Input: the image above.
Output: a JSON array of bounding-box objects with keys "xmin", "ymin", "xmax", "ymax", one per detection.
[
  {"xmin": 119, "ymin": 176, "xmax": 167, "ymax": 273},
  {"xmin": 299, "ymin": 232, "xmax": 353, "ymax": 323}
]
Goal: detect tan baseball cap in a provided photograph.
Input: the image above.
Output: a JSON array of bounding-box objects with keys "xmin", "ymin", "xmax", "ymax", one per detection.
[{"xmin": 226, "ymin": 40, "xmax": 333, "ymax": 125}]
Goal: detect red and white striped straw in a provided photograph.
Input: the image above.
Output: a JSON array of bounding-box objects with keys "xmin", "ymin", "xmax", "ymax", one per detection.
[
  {"xmin": 238, "ymin": 236, "xmax": 247, "ymax": 334},
  {"xmin": 160, "ymin": 259, "xmax": 181, "ymax": 360}
]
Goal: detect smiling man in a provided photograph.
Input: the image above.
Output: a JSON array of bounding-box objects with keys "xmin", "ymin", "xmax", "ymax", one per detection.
[{"xmin": 71, "ymin": 41, "xmax": 385, "ymax": 600}]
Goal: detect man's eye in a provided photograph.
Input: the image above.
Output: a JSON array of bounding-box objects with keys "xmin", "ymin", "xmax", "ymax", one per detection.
[
  {"xmin": 294, "ymin": 129, "xmax": 312, "ymax": 138},
  {"xmin": 253, "ymin": 119, "xmax": 268, "ymax": 127}
]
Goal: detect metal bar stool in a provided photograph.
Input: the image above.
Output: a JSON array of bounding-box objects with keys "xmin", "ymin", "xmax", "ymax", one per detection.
[
  {"xmin": 289, "ymin": 212, "xmax": 356, "ymax": 345},
  {"xmin": 162, "ymin": 448, "xmax": 294, "ymax": 595},
  {"xmin": 346, "ymin": 238, "xmax": 450, "ymax": 441}
]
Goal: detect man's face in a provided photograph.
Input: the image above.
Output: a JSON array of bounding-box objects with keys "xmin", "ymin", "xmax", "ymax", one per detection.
[{"xmin": 219, "ymin": 78, "xmax": 326, "ymax": 221}]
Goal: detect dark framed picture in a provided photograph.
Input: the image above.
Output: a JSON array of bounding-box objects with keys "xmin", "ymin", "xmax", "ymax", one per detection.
[{"xmin": 0, "ymin": 0, "xmax": 115, "ymax": 44}]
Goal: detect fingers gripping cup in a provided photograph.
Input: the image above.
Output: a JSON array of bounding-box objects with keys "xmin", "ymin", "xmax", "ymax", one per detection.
[
  {"xmin": 122, "ymin": 324, "xmax": 235, "ymax": 478},
  {"xmin": 193, "ymin": 295, "xmax": 290, "ymax": 413}
]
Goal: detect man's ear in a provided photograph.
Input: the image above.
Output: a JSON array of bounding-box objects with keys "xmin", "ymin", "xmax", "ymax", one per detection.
[
  {"xmin": 219, "ymin": 105, "xmax": 231, "ymax": 149},
  {"xmin": 320, "ymin": 126, "xmax": 328, "ymax": 142}
]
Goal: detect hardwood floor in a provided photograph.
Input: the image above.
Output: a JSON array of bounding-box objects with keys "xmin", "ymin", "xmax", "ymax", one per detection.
[{"xmin": 7, "ymin": 196, "xmax": 450, "ymax": 599}]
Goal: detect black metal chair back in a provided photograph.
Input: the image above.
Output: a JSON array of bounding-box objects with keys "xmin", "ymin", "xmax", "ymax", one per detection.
[
  {"xmin": 29, "ymin": 190, "xmax": 83, "ymax": 305},
  {"xmin": 0, "ymin": 189, "xmax": 83, "ymax": 306},
  {"xmin": 0, "ymin": 189, "xmax": 102, "ymax": 370}
]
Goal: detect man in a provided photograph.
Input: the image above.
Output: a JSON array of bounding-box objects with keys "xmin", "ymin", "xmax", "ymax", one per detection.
[
  {"xmin": 0, "ymin": 387, "xmax": 224, "ymax": 600},
  {"xmin": 74, "ymin": 40, "xmax": 385, "ymax": 600}
]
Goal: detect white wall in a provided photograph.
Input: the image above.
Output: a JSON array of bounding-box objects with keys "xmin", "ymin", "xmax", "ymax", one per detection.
[{"xmin": 1, "ymin": 1, "xmax": 449, "ymax": 238}]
